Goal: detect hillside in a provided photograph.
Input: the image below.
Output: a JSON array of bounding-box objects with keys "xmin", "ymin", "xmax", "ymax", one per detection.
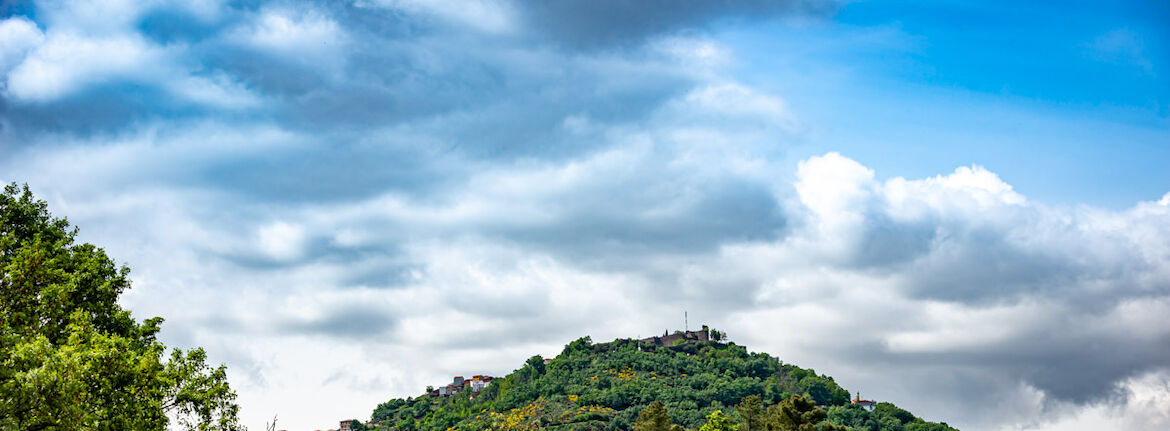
[{"xmin": 365, "ymin": 332, "xmax": 957, "ymax": 430}]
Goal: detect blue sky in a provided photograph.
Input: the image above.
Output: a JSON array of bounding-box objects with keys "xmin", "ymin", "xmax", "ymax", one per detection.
[
  {"xmin": 2, "ymin": 1, "xmax": 1169, "ymax": 430},
  {"xmin": 721, "ymin": 0, "xmax": 1169, "ymax": 207}
]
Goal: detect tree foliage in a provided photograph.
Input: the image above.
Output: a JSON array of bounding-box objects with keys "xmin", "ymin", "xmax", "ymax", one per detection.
[
  {"xmin": 699, "ymin": 410, "xmax": 738, "ymax": 431},
  {"xmin": 709, "ymin": 330, "xmax": 726, "ymax": 342},
  {"xmin": 0, "ymin": 183, "xmax": 243, "ymax": 430},
  {"xmin": 735, "ymin": 395, "xmax": 765, "ymax": 431},
  {"xmin": 635, "ymin": 401, "xmax": 673, "ymax": 431},
  {"xmin": 761, "ymin": 395, "xmax": 846, "ymax": 431},
  {"xmin": 825, "ymin": 403, "xmax": 959, "ymax": 431}
]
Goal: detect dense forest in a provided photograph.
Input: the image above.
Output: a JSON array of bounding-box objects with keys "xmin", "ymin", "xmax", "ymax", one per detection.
[{"xmin": 367, "ymin": 335, "xmax": 957, "ymax": 431}]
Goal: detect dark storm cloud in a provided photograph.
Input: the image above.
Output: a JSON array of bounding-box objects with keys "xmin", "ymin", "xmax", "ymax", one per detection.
[
  {"xmin": 196, "ymin": 137, "xmax": 462, "ymax": 203},
  {"xmin": 902, "ymin": 225, "xmax": 1078, "ymax": 303},
  {"xmin": 871, "ymin": 316, "xmax": 1170, "ymax": 405},
  {"xmin": 519, "ymin": 0, "xmax": 837, "ymax": 49},
  {"xmin": 2, "ymin": 82, "xmax": 232, "ymax": 139},
  {"xmin": 279, "ymin": 304, "xmax": 398, "ymax": 339},
  {"xmin": 494, "ymin": 175, "xmax": 786, "ymax": 269},
  {"xmin": 848, "ymin": 214, "xmax": 936, "ymax": 269},
  {"xmin": 1, "ymin": 0, "xmax": 705, "ymax": 206}
]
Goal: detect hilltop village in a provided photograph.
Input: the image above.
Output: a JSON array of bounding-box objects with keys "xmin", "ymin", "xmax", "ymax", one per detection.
[
  {"xmin": 324, "ymin": 326, "xmax": 895, "ymax": 431},
  {"xmin": 321, "ymin": 328, "xmax": 720, "ymax": 431},
  {"xmin": 428, "ymin": 374, "xmax": 495, "ymax": 398},
  {"xmin": 328, "ymin": 374, "xmax": 498, "ymax": 431}
]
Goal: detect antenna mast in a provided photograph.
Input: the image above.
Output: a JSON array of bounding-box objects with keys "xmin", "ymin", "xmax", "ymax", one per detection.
[{"xmin": 685, "ymin": 311, "xmax": 688, "ymax": 332}]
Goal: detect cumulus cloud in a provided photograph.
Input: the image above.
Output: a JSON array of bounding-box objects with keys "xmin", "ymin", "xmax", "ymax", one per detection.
[
  {"xmin": 714, "ymin": 153, "xmax": 1170, "ymax": 428},
  {"xmin": 0, "ymin": 16, "xmax": 43, "ymax": 75},
  {"xmin": 257, "ymin": 221, "xmax": 308, "ymax": 262},
  {"xmin": 232, "ymin": 6, "xmax": 348, "ymax": 69},
  {"xmin": 6, "ymin": 33, "xmax": 164, "ymax": 101}
]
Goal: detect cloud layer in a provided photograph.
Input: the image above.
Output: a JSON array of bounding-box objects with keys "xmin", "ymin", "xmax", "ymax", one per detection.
[{"xmin": 2, "ymin": 1, "xmax": 1168, "ymax": 430}]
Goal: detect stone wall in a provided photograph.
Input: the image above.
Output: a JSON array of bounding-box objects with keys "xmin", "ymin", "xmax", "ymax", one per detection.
[{"xmin": 640, "ymin": 325, "xmax": 710, "ymax": 346}]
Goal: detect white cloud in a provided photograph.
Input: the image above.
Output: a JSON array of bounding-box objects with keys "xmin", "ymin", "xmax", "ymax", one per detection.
[
  {"xmin": 0, "ymin": 17, "xmax": 45, "ymax": 75},
  {"xmin": 237, "ymin": 8, "xmax": 347, "ymax": 62},
  {"xmin": 675, "ymin": 82, "xmax": 800, "ymax": 133},
  {"xmin": 795, "ymin": 152, "xmax": 875, "ymax": 239},
  {"xmin": 652, "ymin": 36, "xmax": 732, "ymax": 73},
  {"xmin": 168, "ymin": 74, "xmax": 261, "ymax": 109},
  {"xmin": 257, "ymin": 221, "xmax": 308, "ymax": 261},
  {"xmin": 2, "ymin": 10, "xmax": 257, "ymax": 106},
  {"xmin": 884, "ymin": 165, "xmax": 1026, "ymax": 220},
  {"xmin": 5, "ymin": 32, "xmax": 163, "ymax": 101},
  {"xmin": 1121, "ymin": 370, "xmax": 1170, "ymax": 430}
]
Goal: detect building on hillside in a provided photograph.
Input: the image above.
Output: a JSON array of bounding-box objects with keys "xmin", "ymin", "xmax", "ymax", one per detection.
[
  {"xmin": 640, "ymin": 325, "xmax": 710, "ymax": 346},
  {"xmin": 852, "ymin": 393, "xmax": 876, "ymax": 411},
  {"xmin": 431, "ymin": 374, "xmax": 494, "ymax": 397},
  {"xmin": 469, "ymin": 375, "xmax": 493, "ymax": 393}
]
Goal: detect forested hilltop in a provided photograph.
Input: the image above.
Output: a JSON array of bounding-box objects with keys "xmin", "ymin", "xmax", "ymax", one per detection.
[{"xmin": 367, "ymin": 335, "xmax": 957, "ymax": 431}]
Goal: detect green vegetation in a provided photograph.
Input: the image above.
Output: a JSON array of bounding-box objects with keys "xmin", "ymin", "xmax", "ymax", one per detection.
[
  {"xmin": 0, "ymin": 183, "xmax": 243, "ymax": 430},
  {"xmin": 368, "ymin": 336, "xmax": 956, "ymax": 431}
]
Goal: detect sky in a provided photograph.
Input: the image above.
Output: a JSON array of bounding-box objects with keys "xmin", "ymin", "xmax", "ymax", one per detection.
[{"xmin": 1, "ymin": 0, "xmax": 1168, "ymax": 430}]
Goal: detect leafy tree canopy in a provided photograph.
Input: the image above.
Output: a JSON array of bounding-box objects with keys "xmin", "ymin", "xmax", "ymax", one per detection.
[
  {"xmin": 635, "ymin": 401, "xmax": 673, "ymax": 431},
  {"xmin": 699, "ymin": 410, "xmax": 738, "ymax": 431},
  {"xmin": 0, "ymin": 183, "xmax": 243, "ymax": 430}
]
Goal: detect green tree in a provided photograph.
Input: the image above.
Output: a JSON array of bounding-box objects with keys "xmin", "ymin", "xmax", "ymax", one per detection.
[
  {"xmin": 904, "ymin": 422, "xmax": 957, "ymax": 431},
  {"xmin": 700, "ymin": 410, "xmax": 739, "ymax": 431},
  {"xmin": 874, "ymin": 403, "xmax": 915, "ymax": 425},
  {"xmin": 764, "ymin": 395, "xmax": 846, "ymax": 431},
  {"xmin": 349, "ymin": 419, "xmax": 368, "ymax": 431},
  {"xmin": 0, "ymin": 183, "xmax": 243, "ymax": 430},
  {"xmin": 878, "ymin": 416, "xmax": 905, "ymax": 431},
  {"xmin": 827, "ymin": 404, "xmax": 877, "ymax": 431},
  {"xmin": 736, "ymin": 394, "xmax": 765, "ymax": 431},
  {"xmin": 634, "ymin": 401, "xmax": 673, "ymax": 431},
  {"xmin": 525, "ymin": 355, "xmax": 546, "ymax": 379}
]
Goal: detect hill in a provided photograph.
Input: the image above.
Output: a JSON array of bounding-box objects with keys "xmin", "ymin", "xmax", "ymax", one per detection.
[{"xmin": 365, "ymin": 332, "xmax": 957, "ymax": 431}]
